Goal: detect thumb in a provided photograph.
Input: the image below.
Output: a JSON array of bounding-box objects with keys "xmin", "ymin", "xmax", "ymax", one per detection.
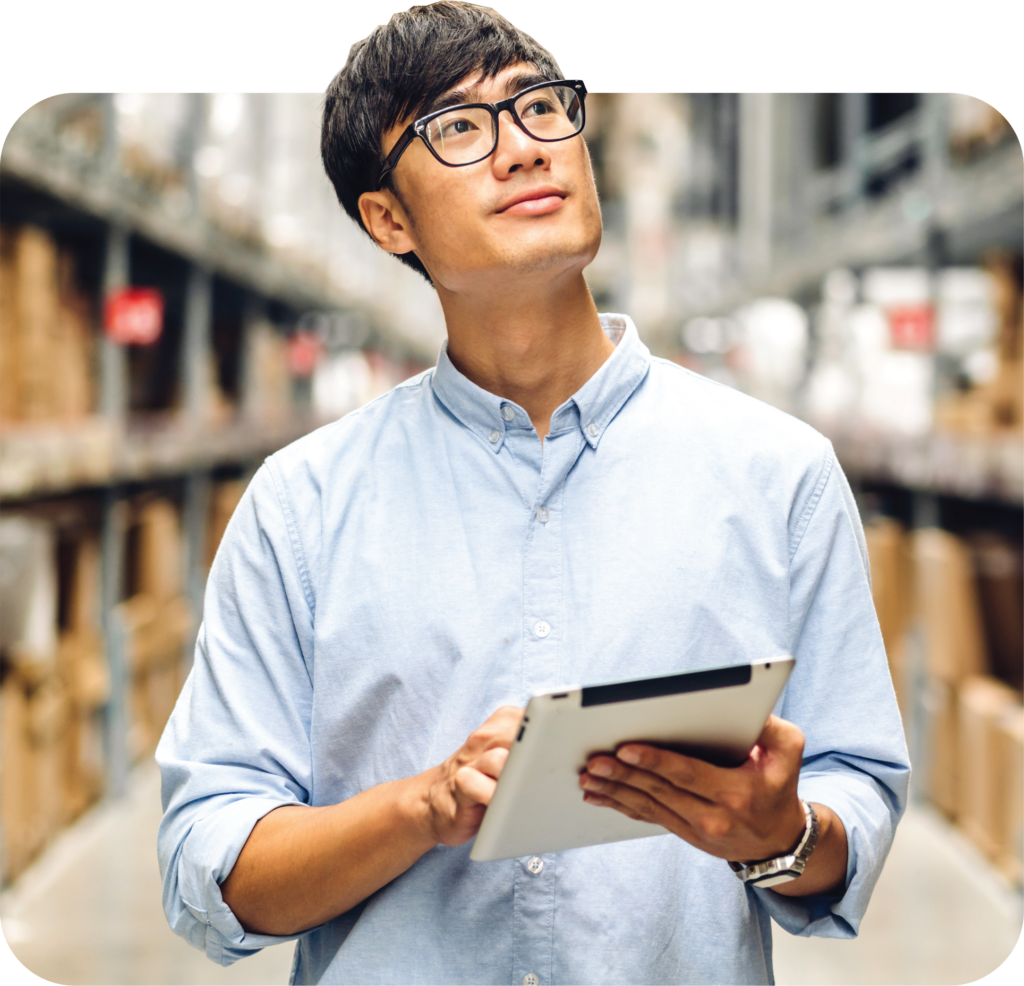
[{"xmin": 754, "ymin": 715, "xmax": 805, "ymax": 764}]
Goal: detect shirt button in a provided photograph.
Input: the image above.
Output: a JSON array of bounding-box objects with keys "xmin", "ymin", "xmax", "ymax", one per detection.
[
  {"xmin": 527, "ymin": 856, "xmax": 545, "ymax": 875},
  {"xmin": 523, "ymin": 976, "xmax": 540, "ymax": 986},
  {"xmin": 588, "ymin": 423, "xmax": 599, "ymax": 436},
  {"xmin": 533, "ymin": 620, "xmax": 551, "ymax": 638},
  {"xmin": 536, "ymin": 506, "xmax": 549, "ymax": 523},
  {"xmin": 501, "ymin": 405, "xmax": 515, "ymax": 421},
  {"xmin": 488, "ymin": 430, "xmax": 500, "ymax": 443}
]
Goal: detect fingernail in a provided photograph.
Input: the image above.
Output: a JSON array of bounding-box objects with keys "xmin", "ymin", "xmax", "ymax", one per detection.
[
  {"xmin": 618, "ymin": 748, "xmax": 640, "ymax": 765},
  {"xmin": 589, "ymin": 761, "xmax": 612, "ymax": 776}
]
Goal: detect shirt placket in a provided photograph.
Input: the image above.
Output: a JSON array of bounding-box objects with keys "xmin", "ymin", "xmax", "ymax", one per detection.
[{"xmin": 513, "ymin": 423, "xmax": 585, "ymax": 986}]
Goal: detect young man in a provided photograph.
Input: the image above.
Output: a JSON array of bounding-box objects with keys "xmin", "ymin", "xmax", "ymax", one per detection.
[{"xmin": 158, "ymin": 4, "xmax": 909, "ymax": 984}]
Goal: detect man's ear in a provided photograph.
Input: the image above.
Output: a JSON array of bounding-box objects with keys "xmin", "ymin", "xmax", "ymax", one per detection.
[{"xmin": 358, "ymin": 190, "xmax": 418, "ymax": 256}]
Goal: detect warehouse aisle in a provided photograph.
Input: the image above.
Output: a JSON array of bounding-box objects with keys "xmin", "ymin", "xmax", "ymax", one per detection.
[
  {"xmin": 1, "ymin": 759, "xmax": 1021, "ymax": 985},
  {"xmin": 0, "ymin": 759, "xmax": 294, "ymax": 985},
  {"xmin": 772, "ymin": 796, "xmax": 1022, "ymax": 985}
]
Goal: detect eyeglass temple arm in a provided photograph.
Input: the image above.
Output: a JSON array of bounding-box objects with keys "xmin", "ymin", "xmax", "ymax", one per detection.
[{"xmin": 377, "ymin": 126, "xmax": 418, "ymax": 188}]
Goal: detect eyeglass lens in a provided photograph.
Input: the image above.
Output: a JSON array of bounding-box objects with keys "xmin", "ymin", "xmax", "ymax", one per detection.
[{"xmin": 423, "ymin": 84, "xmax": 583, "ymax": 166}]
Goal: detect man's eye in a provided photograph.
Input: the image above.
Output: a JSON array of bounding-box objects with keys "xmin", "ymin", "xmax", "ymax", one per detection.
[
  {"xmin": 523, "ymin": 98, "xmax": 556, "ymax": 118},
  {"xmin": 441, "ymin": 117, "xmax": 476, "ymax": 137}
]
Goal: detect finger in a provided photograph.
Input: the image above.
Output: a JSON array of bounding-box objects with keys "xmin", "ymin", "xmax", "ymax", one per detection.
[
  {"xmin": 581, "ymin": 791, "xmax": 645, "ymax": 821},
  {"xmin": 581, "ymin": 776, "xmax": 691, "ymax": 835},
  {"xmin": 581, "ymin": 769, "xmax": 708, "ymax": 827},
  {"xmin": 608, "ymin": 745, "xmax": 727, "ymax": 802},
  {"xmin": 474, "ymin": 746, "xmax": 509, "ymax": 779},
  {"xmin": 483, "ymin": 705, "xmax": 526, "ymax": 747},
  {"xmin": 453, "ymin": 765, "xmax": 498, "ymax": 806},
  {"xmin": 753, "ymin": 715, "xmax": 805, "ymax": 763}
]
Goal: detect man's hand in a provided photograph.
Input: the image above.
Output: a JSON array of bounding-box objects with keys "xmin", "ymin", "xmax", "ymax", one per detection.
[
  {"xmin": 418, "ymin": 705, "xmax": 524, "ymax": 846},
  {"xmin": 223, "ymin": 705, "xmax": 524, "ymax": 936},
  {"xmin": 579, "ymin": 714, "xmax": 848, "ymax": 897}
]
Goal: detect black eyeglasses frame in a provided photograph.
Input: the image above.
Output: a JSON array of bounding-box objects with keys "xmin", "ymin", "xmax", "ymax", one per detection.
[{"xmin": 376, "ymin": 79, "xmax": 588, "ymax": 189}]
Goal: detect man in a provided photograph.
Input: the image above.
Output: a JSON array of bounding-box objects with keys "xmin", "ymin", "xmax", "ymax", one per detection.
[{"xmin": 157, "ymin": 4, "xmax": 909, "ymax": 983}]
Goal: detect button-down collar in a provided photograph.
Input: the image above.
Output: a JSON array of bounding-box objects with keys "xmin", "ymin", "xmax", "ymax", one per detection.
[{"xmin": 431, "ymin": 314, "xmax": 650, "ymax": 451}]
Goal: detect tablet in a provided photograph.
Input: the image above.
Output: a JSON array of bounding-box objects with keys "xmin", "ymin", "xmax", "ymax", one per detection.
[{"xmin": 469, "ymin": 657, "xmax": 794, "ymax": 862}]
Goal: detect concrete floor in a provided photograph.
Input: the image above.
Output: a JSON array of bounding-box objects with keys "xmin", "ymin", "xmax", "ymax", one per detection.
[{"xmin": 1, "ymin": 758, "xmax": 1021, "ymax": 985}]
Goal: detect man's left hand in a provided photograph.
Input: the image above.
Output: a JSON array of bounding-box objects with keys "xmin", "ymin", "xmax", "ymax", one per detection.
[{"xmin": 580, "ymin": 714, "xmax": 847, "ymax": 896}]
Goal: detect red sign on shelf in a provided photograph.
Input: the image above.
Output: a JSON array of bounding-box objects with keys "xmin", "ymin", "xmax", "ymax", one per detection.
[
  {"xmin": 888, "ymin": 304, "xmax": 934, "ymax": 351},
  {"xmin": 287, "ymin": 330, "xmax": 324, "ymax": 378},
  {"xmin": 104, "ymin": 288, "xmax": 164, "ymax": 346}
]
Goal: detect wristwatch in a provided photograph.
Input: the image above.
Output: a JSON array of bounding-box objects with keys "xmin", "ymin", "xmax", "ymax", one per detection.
[{"xmin": 728, "ymin": 800, "xmax": 820, "ymax": 888}]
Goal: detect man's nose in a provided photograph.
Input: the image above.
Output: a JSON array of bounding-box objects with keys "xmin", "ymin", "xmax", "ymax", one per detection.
[{"xmin": 491, "ymin": 111, "xmax": 551, "ymax": 175}]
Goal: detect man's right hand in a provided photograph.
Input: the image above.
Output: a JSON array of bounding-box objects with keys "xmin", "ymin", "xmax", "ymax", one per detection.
[
  {"xmin": 417, "ymin": 705, "xmax": 524, "ymax": 846},
  {"xmin": 222, "ymin": 704, "xmax": 525, "ymax": 936}
]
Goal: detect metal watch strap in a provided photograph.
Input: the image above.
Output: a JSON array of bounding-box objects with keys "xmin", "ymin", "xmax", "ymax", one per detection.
[{"xmin": 727, "ymin": 800, "xmax": 820, "ymax": 888}]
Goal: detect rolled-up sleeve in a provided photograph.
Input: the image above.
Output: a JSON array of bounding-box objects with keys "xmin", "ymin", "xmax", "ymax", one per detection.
[
  {"xmin": 156, "ymin": 462, "xmax": 316, "ymax": 965},
  {"xmin": 757, "ymin": 447, "xmax": 910, "ymax": 938}
]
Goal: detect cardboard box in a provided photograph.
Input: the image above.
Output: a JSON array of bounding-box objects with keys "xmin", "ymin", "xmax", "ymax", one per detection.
[
  {"xmin": 1, "ymin": 674, "xmax": 31, "ymax": 885},
  {"xmin": 133, "ymin": 499, "xmax": 183, "ymax": 601},
  {"xmin": 956, "ymin": 675, "xmax": 1021, "ymax": 862},
  {"xmin": 57, "ymin": 631, "xmax": 108, "ymax": 825},
  {"xmin": 995, "ymin": 705, "xmax": 1023, "ymax": 887},
  {"xmin": 926, "ymin": 676, "xmax": 960, "ymax": 819},
  {"xmin": 13, "ymin": 225, "xmax": 61, "ymax": 422},
  {"xmin": 865, "ymin": 517, "xmax": 913, "ymax": 715},
  {"xmin": 205, "ymin": 479, "xmax": 248, "ymax": 568},
  {"xmin": 912, "ymin": 528, "xmax": 988, "ymax": 682},
  {"xmin": 970, "ymin": 533, "xmax": 1024, "ymax": 691},
  {"xmin": 0, "ymin": 669, "xmax": 71, "ymax": 886},
  {"xmin": 118, "ymin": 593, "xmax": 191, "ymax": 761}
]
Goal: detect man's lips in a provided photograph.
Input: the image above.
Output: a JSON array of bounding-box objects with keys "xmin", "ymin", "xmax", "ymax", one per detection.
[{"xmin": 497, "ymin": 186, "xmax": 567, "ymax": 216}]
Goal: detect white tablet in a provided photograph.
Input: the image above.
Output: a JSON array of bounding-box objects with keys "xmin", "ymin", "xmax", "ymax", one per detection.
[{"xmin": 470, "ymin": 657, "xmax": 795, "ymax": 862}]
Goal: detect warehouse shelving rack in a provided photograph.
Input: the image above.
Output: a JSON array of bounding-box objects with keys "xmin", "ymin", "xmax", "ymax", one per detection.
[{"xmin": 0, "ymin": 94, "xmax": 427, "ymax": 840}]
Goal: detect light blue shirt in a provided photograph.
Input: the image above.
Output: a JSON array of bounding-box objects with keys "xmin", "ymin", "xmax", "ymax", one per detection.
[{"xmin": 157, "ymin": 314, "xmax": 910, "ymax": 985}]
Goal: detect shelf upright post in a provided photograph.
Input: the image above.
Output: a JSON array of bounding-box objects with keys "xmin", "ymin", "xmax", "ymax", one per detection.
[
  {"xmin": 840, "ymin": 93, "xmax": 867, "ymax": 210},
  {"xmin": 182, "ymin": 264, "xmax": 213, "ymax": 426},
  {"xmin": 100, "ymin": 488, "xmax": 129, "ymax": 799},
  {"xmin": 240, "ymin": 292, "xmax": 267, "ymax": 425},
  {"xmin": 100, "ymin": 224, "xmax": 130, "ymax": 422}
]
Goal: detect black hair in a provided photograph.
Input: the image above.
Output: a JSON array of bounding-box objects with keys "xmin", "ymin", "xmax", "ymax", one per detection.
[{"xmin": 321, "ymin": 2, "xmax": 563, "ymax": 283}]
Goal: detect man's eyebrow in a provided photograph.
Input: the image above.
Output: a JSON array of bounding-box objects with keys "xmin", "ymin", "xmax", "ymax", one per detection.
[{"xmin": 423, "ymin": 72, "xmax": 554, "ymax": 115}]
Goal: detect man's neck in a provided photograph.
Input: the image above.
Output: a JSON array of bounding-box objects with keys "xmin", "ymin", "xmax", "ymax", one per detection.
[{"xmin": 439, "ymin": 271, "xmax": 615, "ymax": 440}]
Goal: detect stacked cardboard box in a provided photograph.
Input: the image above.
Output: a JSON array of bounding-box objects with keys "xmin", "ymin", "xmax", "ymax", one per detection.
[
  {"xmin": 912, "ymin": 527, "xmax": 990, "ymax": 818},
  {"xmin": 864, "ymin": 517, "xmax": 1023, "ymax": 886},
  {"xmin": 956, "ymin": 677, "xmax": 1023, "ymax": 873},
  {"xmin": 118, "ymin": 498, "xmax": 192, "ymax": 761},
  {"xmin": 996, "ymin": 706, "xmax": 1024, "ymax": 885},
  {"xmin": 0, "ymin": 225, "xmax": 96, "ymax": 425},
  {"xmin": 205, "ymin": 479, "xmax": 248, "ymax": 569},
  {"xmin": 864, "ymin": 517, "xmax": 913, "ymax": 717},
  {"xmin": 969, "ymin": 533, "xmax": 1024, "ymax": 691},
  {"xmin": 57, "ymin": 534, "xmax": 110, "ymax": 821},
  {"xmin": 0, "ymin": 516, "xmax": 68, "ymax": 884}
]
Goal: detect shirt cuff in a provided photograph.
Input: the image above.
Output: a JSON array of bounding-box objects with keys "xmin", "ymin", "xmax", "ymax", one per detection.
[
  {"xmin": 754, "ymin": 769, "xmax": 904, "ymax": 939},
  {"xmin": 176, "ymin": 796, "xmax": 306, "ymax": 965}
]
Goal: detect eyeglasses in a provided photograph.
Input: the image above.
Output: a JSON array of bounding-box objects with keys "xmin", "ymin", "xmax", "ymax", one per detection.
[{"xmin": 377, "ymin": 79, "xmax": 587, "ymax": 189}]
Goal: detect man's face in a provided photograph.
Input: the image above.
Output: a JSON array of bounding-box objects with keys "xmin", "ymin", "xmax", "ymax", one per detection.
[{"xmin": 365, "ymin": 64, "xmax": 603, "ymax": 293}]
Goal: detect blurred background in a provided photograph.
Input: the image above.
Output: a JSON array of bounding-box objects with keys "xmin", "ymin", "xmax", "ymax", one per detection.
[{"xmin": 0, "ymin": 92, "xmax": 1021, "ymax": 984}]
